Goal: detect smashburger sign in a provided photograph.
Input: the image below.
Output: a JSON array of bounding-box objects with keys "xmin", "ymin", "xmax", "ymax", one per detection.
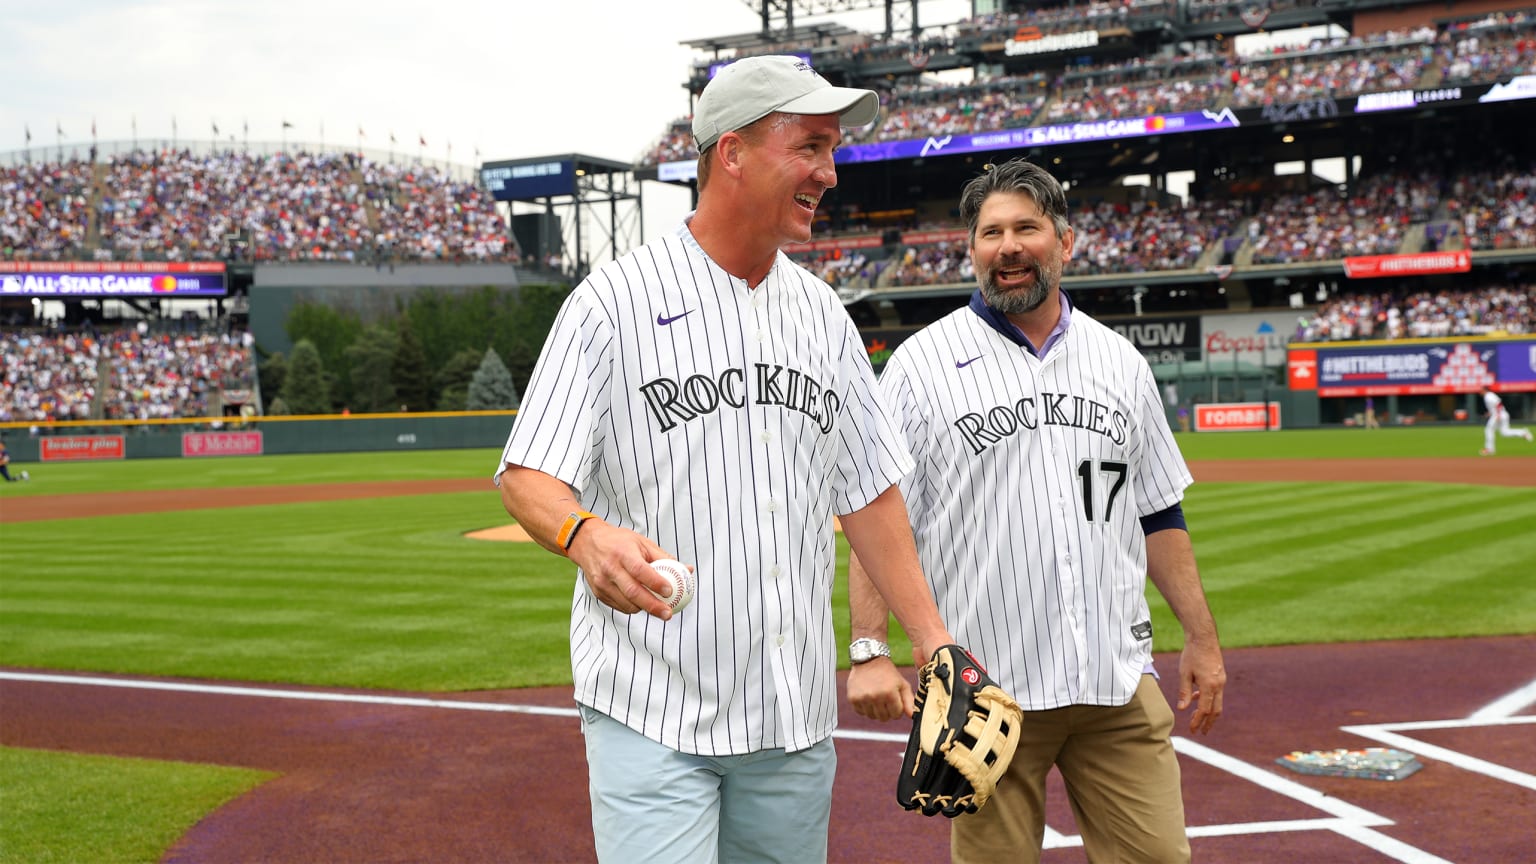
[{"xmin": 1194, "ymin": 402, "xmax": 1281, "ymax": 432}]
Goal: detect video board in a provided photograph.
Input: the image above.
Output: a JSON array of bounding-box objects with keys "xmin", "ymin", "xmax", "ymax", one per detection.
[{"xmin": 0, "ymin": 261, "xmax": 227, "ymax": 297}]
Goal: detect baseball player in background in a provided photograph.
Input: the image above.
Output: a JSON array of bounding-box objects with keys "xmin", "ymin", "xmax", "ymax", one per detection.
[
  {"xmin": 494, "ymin": 55, "xmax": 955, "ymax": 864},
  {"xmin": 0, "ymin": 439, "xmax": 28, "ymax": 482},
  {"xmin": 1480, "ymin": 384, "xmax": 1533, "ymax": 455},
  {"xmin": 846, "ymin": 158, "xmax": 1226, "ymax": 864}
]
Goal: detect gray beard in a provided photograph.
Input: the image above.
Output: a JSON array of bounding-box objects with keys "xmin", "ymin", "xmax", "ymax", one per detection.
[{"xmin": 979, "ymin": 260, "xmax": 1052, "ymax": 315}]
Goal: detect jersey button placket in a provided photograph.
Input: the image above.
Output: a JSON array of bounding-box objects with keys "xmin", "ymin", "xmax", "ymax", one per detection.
[
  {"xmin": 752, "ymin": 281, "xmax": 779, "ymax": 521},
  {"xmin": 1055, "ymin": 496, "xmax": 1088, "ymax": 696}
]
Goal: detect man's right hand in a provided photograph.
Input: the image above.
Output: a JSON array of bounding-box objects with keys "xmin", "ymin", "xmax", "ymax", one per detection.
[
  {"xmin": 568, "ymin": 520, "xmax": 681, "ymax": 619},
  {"xmin": 847, "ymin": 657, "xmax": 914, "ymax": 721}
]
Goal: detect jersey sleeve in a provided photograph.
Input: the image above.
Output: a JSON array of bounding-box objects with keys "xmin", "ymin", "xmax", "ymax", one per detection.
[
  {"xmin": 1131, "ymin": 356, "xmax": 1193, "ymax": 516},
  {"xmin": 828, "ymin": 316, "xmax": 915, "ymax": 515},
  {"xmin": 494, "ymin": 286, "xmax": 613, "ymax": 493}
]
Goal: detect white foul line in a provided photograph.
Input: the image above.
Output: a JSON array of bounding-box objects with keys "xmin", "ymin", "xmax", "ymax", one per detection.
[
  {"xmin": 1172, "ymin": 737, "xmax": 1390, "ymax": 825},
  {"xmin": 1470, "ymin": 677, "xmax": 1536, "ymax": 720},
  {"xmin": 1034, "ymin": 738, "xmax": 1454, "ymax": 863},
  {"xmin": 1341, "ymin": 717, "xmax": 1536, "ymax": 792},
  {"xmin": 0, "ymin": 671, "xmax": 580, "ymax": 717},
  {"xmin": 7, "ymin": 668, "xmax": 1534, "ymax": 863}
]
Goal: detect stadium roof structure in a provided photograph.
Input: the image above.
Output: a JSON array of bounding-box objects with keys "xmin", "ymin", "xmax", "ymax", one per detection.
[
  {"xmin": 718, "ymin": 0, "xmax": 937, "ymax": 43},
  {"xmin": 683, "ymin": 21, "xmax": 862, "ymax": 54}
]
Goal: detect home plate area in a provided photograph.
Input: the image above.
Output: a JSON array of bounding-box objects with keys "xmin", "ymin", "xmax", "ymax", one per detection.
[
  {"xmin": 833, "ymin": 636, "xmax": 1536, "ymax": 864},
  {"xmin": 2, "ymin": 636, "xmax": 1532, "ymax": 863}
]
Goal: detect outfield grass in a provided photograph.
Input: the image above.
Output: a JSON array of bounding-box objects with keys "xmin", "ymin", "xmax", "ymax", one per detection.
[
  {"xmin": 2, "ymin": 433, "xmax": 1532, "ymax": 862},
  {"xmin": 1172, "ymin": 424, "xmax": 1512, "ymax": 460},
  {"xmin": 2, "ymin": 435, "xmax": 1533, "ymax": 690},
  {"xmin": 0, "ymin": 746, "xmax": 271, "ymax": 864},
  {"xmin": 0, "ymin": 426, "xmax": 1517, "ymax": 503}
]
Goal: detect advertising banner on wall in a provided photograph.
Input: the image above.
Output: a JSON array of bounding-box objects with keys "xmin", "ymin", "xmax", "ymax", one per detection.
[
  {"xmin": 1342, "ymin": 250, "xmax": 1471, "ymax": 279},
  {"xmin": 1290, "ymin": 338, "xmax": 1536, "ymax": 396},
  {"xmin": 1201, "ymin": 312, "xmax": 1297, "ymax": 368},
  {"xmin": 1194, "ymin": 402, "xmax": 1281, "ymax": 431},
  {"xmin": 40, "ymin": 435, "xmax": 126, "ymax": 461},
  {"xmin": 1109, "ymin": 315, "xmax": 1200, "ymax": 365},
  {"xmin": 181, "ymin": 431, "xmax": 264, "ymax": 457},
  {"xmin": 1288, "ymin": 349, "xmax": 1318, "ymax": 391},
  {"xmin": 862, "ymin": 328, "xmax": 917, "ymax": 374},
  {"xmin": 1, "ymin": 261, "xmax": 227, "ymax": 297}
]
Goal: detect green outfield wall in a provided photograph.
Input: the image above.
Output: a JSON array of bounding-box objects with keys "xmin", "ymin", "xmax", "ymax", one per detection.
[{"xmin": 0, "ymin": 412, "xmax": 516, "ymax": 462}]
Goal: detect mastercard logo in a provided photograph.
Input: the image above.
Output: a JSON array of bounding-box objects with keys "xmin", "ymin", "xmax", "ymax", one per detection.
[
  {"xmin": 1147, "ymin": 116, "xmax": 1166, "ymax": 132},
  {"xmin": 152, "ymin": 276, "xmax": 178, "ymax": 292}
]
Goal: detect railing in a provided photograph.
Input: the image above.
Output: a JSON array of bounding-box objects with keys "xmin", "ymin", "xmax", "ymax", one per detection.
[{"xmin": 1, "ymin": 139, "xmax": 480, "ymax": 182}]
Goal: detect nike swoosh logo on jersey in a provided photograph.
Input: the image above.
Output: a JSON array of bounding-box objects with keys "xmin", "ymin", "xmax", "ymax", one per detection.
[
  {"xmin": 955, "ymin": 355, "xmax": 985, "ymax": 369},
  {"xmin": 657, "ymin": 310, "xmax": 694, "ymax": 326}
]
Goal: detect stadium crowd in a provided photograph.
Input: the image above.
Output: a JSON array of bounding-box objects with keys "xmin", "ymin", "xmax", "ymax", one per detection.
[
  {"xmin": 3, "ymin": 6, "xmax": 1530, "ymax": 282},
  {"xmin": 1294, "ymin": 286, "xmax": 1535, "ymax": 341},
  {"xmin": 6, "ymin": 150, "xmax": 513, "ymax": 265},
  {"xmin": 781, "ymin": 158, "xmax": 1532, "ymax": 289},
  {"xmin": 0, "ymin": 326, "xmax": 254, "ymax": 423},
  {"xmin": 639, "ymin": 12, "xmax": 1533, "ymax": 166},
  {"xmin": 2, "ymin": 159, "xmax": 93, "ymax": 260}
]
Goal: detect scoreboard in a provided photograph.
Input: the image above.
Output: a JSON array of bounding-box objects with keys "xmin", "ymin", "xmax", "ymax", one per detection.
[{"xmin": 479, "ymin": 158, "xmax": 575, "ymax": 202}]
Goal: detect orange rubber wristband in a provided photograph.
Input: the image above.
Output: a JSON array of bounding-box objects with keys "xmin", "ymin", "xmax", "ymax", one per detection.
[{"xmin": 556, "ymin": 510, "xmax": 598, "ymax": 553}]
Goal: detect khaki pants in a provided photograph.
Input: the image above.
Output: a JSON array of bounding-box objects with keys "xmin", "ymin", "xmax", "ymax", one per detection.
[{"xmin": 952, "ymin": 675, "xmax": 1190, "ymax": 864}]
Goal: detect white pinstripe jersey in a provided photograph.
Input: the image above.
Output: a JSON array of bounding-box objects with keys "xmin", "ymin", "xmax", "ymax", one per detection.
[
  {"xmin": 496, "ymin": 219, "xmax": 912, "ymax": 755},
  {"xmin": 878, "ymin": 294, "xmax": 1192, "ymax": 711},
  {"xmin": 1484, "ymin": 390, "xmax": 1506, "ymax": 417}
]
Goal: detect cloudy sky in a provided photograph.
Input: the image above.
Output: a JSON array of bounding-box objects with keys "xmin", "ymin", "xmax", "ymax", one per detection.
[{"xmin": 3, "ymin": 0, "xmax": 970, "ymax": 233}]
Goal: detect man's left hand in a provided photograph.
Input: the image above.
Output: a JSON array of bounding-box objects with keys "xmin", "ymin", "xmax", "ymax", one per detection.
[
  {"xmin": 1178, "ymin": 639, "xmax": 1226, "ymax": 735},
  {"xmin": 848, "ymin": 657, "xmax": 913, "ymax": 721}
]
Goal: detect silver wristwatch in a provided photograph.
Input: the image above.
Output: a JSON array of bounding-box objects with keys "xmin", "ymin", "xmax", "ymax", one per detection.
[{"xmin": 849, "ymin": 638, "xmax": 892, "ymax": 665}]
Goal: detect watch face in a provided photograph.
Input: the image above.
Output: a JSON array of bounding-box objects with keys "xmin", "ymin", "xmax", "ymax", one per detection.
[{"xmin": 850, "ymin": 639, "xmax": 887, "ymax": 663}]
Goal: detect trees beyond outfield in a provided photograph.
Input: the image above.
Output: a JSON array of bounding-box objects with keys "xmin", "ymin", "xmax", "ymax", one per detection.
[
  {"xmin": 260, "ymin": 285, "xmax": 562, "ymax": 414},
  {"xmin": 280, "ymin": 340, "xmax": 333, "ymax": 415},
  {"xmin": 467, "ymin": 348, "xmax": 521, "ymax": 410}
]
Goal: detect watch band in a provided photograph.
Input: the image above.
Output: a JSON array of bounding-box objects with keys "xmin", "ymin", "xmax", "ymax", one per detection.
[
  {"xmin": 556, "ymin": 510, "xmax": 597, "ymax": 553},
  {"xmin": 849, "ymin": 638, "xmax": 892, "ymax": 665}
]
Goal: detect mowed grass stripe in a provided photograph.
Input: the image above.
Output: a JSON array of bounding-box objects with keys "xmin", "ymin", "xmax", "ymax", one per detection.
[
  {"xmin": 4, "ymin": 450, "xmax": 1533, "ymax": 690},
  {"xmin": 1179, "ymin": 479, "xmax": 1517, "ymax": 553},
  {"xmin": 1, "ymin": 494, "xmax": 576, "ymax": 689},
  {"xmin": 1191, "ymin": 484, "xmax": 1426, "ymax": 542},
  {"xmin": 1162, "ymin": 483, "xmax": 1536, "ymax": 646}
]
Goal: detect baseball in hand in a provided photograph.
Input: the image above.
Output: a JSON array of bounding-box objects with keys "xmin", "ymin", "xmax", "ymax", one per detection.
[{"xmin": 649, "ymin": 559, "xmax": 695, "ymax": 614}]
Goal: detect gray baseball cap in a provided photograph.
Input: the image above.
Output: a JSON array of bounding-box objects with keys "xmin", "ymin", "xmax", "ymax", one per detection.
[{"xmin": 692, "ymin": 55, "xmax": 879, "ymax": 153}]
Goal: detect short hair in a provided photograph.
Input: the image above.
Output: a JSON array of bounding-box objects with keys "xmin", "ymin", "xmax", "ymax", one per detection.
[
  {"xmin": 958, "ymin": 158, "xmax": 1072, "ymax": 246},
  {"xmin": 695, "ymin": 114, "xmax": 776, "ymax": 193}
]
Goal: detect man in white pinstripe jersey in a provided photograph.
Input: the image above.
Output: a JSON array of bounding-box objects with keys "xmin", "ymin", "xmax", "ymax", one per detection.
[
  {"xmin": 494, "ymin": 56, "xmax": 955, "ymax": 864},
  {"xmin": 847, "ymin": 158, "xmax": 1226, "ymax": 863}
]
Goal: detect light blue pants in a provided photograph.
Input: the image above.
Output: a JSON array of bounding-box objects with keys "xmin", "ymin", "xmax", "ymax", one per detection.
[{"xmin": 579, "ymin": 705, "xmax": 836, "ymax": 864}]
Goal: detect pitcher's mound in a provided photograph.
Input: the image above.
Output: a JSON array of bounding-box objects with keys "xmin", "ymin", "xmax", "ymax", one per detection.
[
  {"xmin": 466, "ymin": 524, "xmax": 533, "ymax": 542},
  {"xmin": 465, "ymin": 518, "xmax": 847, "ymax": 542}
]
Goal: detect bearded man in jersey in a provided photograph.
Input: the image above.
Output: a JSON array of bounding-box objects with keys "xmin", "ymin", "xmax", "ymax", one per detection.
[
  {"xmin": 494, "ymin": 56, "xmax": 954, "ymax": 864},
  {"xmin": 846, "ymin": 158, "xmax": 1227, "ymax": 864}
]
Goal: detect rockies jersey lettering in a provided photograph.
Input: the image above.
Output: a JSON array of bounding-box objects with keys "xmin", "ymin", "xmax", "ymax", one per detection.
[
  {"xmin": 638, "ymin": 363, "xmax": 841, "ymax": 434},
  {"xmin": 496, "ymin": 219, "xmax": 912, "ymax": 757},
  {"xmin": 880, "ymin": 294, "xmax": 1192, "ymax": 711},
  {"xmin": 953, "ymin": 392, "xmax": 1128, "ymax": 454}
]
